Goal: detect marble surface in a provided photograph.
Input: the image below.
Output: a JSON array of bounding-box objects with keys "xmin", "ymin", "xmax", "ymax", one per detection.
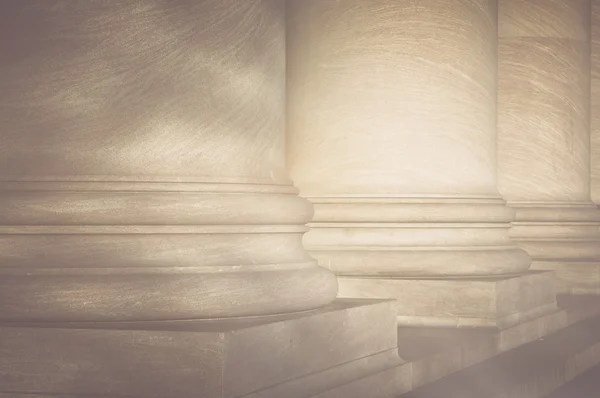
[
  {"xmin": 398, "ymin": 309, "xmax": 568, "ymax": 390},
  {"xmin": 401, "ymin": 297, "xmax": 600, "ymax": 398},
  {"xmin": 498, "ymin": 0, "xmax": 591, "ymax": 202},
  {"xmin": 498, "ymin": 0, "xmax": 600, "ymax": 294},
  {"xmin": 304, "ymin": 196, "xmax": 530, "ymax": 277},
  {"xmin": 0, "ymin": 0, "xmax": 337, "ymax": 321},
  {"xmin": 0, "ymin": 0, "xmax": 286, "ymax": 181},
  {"xmin": 287, "ymin": 0, "xmax": 499, "ymax": 196},
  {"xmin": 499, "ymin": 0, "xmax": 590, "ymax": 40},
  {"xmin": 337, "ymin": 271, "xmax": 559, "ymax": 328},
  {"xmin": 592, "ymin": 0, "xmax": 600, "ymax": 204},
  {"xmin": 0, "ymin": 299, "xmax": 408, "ymax": 398}
]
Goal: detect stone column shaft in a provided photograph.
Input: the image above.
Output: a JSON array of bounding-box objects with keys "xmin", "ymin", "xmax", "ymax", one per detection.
[
  {"xmin": 593, "ymin": 0, "xmax": 600, "ymax": 204},
  {"xmin": 498, "ymin": 0, "xmax": 600, "ymax": 294}
]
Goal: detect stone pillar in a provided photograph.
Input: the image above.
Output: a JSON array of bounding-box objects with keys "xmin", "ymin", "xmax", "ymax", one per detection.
[
  {"xmin": 498, "ymin": 0, "xmax": 600, "ymax": 294},
  {"xmin": 287, "ymin": 0, "xmax": 557, "ymax": 328},
  {"xmin": 0, "ymin": 2, "xmax": 405, "ymax": 396},
  {"xmin": 593, "ymin": 0, "xmax": 600, "ymax": 204},
  {"xmin": 0, "ymin": 0, "xmax": 337, "ymax": 322}
]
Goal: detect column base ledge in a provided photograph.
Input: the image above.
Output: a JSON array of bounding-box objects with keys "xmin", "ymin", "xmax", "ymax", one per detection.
[{"xmin": 311, "ymin": 247, "xmax": 532, "ymax": 276}]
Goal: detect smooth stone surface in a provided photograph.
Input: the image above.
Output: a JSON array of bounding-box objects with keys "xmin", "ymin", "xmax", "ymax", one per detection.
[
  {"xmin": 399, "ymin": 309, "xmax": 567, "ymax": 389},
  {"xmin": 0, "ymin": 305, "xmax": 586, "ymax": 398},
  {"xmin": 0, "ymin": 299, "xmax": 405, "ymax": 398},
  {"xmin": 498, "ymin": 0, "xmax": 599, "ymax": 297},
  {"xmin": 313, "ymin": 364, "xmax": 412, "ymax": 398},
  {"xmin": 499, "ymin": 0, "xmax": 590, "ymax": 40},
  {"xmin": 400, "ymin": 309, "xmax": 600, "ymax": 397},
  {"xmin": 337, "ymin": 271, "xmax": 558, "ymax": 328},
  {"xmin": 0, "ymin": 0, "xmax": 338, "ymax": 321},
  {"xmin": 498, "ymin": 0, "xmax": 591, "ymax": 203},
  {"xmin": 593, "ymin": 0, "xmax": 600, "ymax": 203},
  {"xmin": 394, "ymin": 297, "xmax": 600, "ymax": 391},
  {"xmin": 0, "ymin": 0, "xmax": 289, "ymax": 180},
  {"xmin": 498, "ymin": 0, "xmax": 599, "ymax": 296},
  {"xmin": 509, "ymin": 202, "xmax": 600, "ymax": 294},
  {"xmin": 286, "ymin": 1, "xmax": 530, "ymax": 291},
  {"xmin": 532, "ymin": 260, "xmax": 600, "ymax": 295},
  {"xmin": 305, "ymin": 196, "xmax": 531, "ymax": 277},
  {"xmin": 287, "ymin": 0, "xmax": 500, "ymax": 197}
]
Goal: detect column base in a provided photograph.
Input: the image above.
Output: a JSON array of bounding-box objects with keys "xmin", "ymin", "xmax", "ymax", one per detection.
[
  {"xmin": 0, "ymin": 299, "xmax": 410, "ymax": 398},
  {"xmin": 337, "ymin": 271, "xmax": 558, "ymax": 328},
  {"xmin": 532, "ymin": 260, "xmax": 600, "ymax": 295},
  {"xmin": 509, "ymin": 201, "xmax": 600, "ymax": 296}
]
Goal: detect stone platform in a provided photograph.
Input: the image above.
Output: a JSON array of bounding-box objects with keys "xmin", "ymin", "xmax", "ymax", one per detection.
[
  {"xmin": 0, "ymin": 299, "xmax": 409, "ymax": 398},
  {"xmin": 398, "ymin": 296, "xmax": 600, "ymax": 397},
  {"xmin": 2, "ymin": 297, "xmax": 600, "ymax": 398},
  {"xmin": 338, "ymin": 271, "xmax": 558, "ymax": 328}
]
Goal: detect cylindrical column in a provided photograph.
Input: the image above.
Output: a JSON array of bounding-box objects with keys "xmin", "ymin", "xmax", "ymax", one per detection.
[
  {"xmin": 0, "ymin": 0, "xmax": 337, "ymax": 322},
  {"xmin": 593, "ymin": 0, "xmax": 600, "ymax": 204},
  {"xmin": 498, "ymin": 0, "xmax": 600, "ymax": 294},
  {"xmin": 287, "ymin": 0, "xmax": 530, "ymax": 279}
]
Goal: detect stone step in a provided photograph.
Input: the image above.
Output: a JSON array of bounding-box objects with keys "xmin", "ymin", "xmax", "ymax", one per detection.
[{"xmin": 399, "ymin": 314, "xmax": 600, "ymax": 398}]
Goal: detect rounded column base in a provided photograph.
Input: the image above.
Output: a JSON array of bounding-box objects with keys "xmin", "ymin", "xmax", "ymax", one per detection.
[
  {"xmin": 0, "ymin": 180, "xmax": 338, "ymax": 322},
  {"xmin": 304, "ymin": 195, "xmax": 532, "ymax": 277},
  {"xmin": 509, "ymin": 201, "xmax": 600, "ymax": 295},
  {"xmin": 509, "ymin": 201, "xmax": 600, "ymax": 259}
]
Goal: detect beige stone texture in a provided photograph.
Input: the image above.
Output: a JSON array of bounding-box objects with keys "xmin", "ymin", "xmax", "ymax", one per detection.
[
  {"xmin": 285, "ymin": 0, "xmax": 543, "ymax": 326},
  {"xmin": 1, "ymin": 0, "xmax": 598, "ymax": 397},
  {"xmin": 337, "ymin": 271, "xmax": 558, "ymax": 328},
  {"xmin": 498, "ymin": 0, "xmax": 600, "ymax": 293},
  {"xmin": 593, "ymin": 0, "xmax": 600, "ymax": 203},
  {"xmin": 0, "ymin": 300, "xmax": 408, "ymax": 398},
  {"xmin": 401, "ymin": 299, "xmax": 600, "ymax": 398},
  {"xmin": 287, "ymin": 0, "xmax": 499, "ymax": 197},
  {"xmin": 0, "ymin": 2, "xmax": 408, "ymax": 397},
  {"xmin": 399, "ymin": 309, "xmax": 569, "ymax": 389},
  {"xmin": 498, "ymin": 0, "xmax": 591, "ymax": 202},
  {"xmin": 0, "ymin": 0, "xmax": 338, "ymax": 321}
]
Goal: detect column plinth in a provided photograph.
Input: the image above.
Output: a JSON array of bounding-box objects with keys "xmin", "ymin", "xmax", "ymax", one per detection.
[
  {"xmin": 498, "ymin": 0, "xmax": 600, "ymax": 294},
  {"xmin": 287, "ymin": 0, "xmax": 556, "ymax": 328},
  {"xmin": 0, "ymin": 179, "xmax": 338, "ymax": 321}
]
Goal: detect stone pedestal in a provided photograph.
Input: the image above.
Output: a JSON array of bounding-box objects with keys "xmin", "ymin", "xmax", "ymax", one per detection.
[
  {"xmin": 0, "ymin": 300, "xmax": 409, "ymax": 398},
  {"xmin": 286, "ymin": 0, "xmax": 555, "ymax": 327},
  {"xmin": 0, "ymin": 2, "xmax": 404, "ymax": 396},
  {"xmin": 339, "ymin": 271, "xmax": 558, "ymax": 328},
  {"xmin": 498, "ymin": 0, "xmax": 600, "ymax": 294}
]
